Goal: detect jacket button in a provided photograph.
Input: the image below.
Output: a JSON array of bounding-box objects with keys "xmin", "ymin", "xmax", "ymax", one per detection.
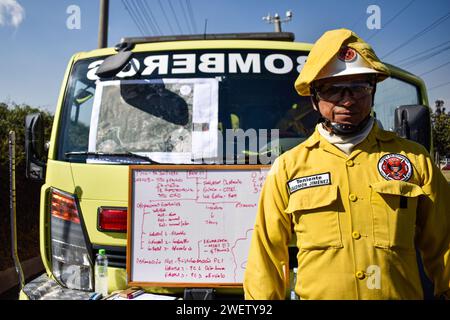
[
  {"xmin": 355, "ymin": 271, "xmax": 365, "ymax": 280},
  {"xmin": 352, "ymin": 231, "xmax": 361, "ymax": 240},
  {"xmin": 346, "ymin": 160, "xmax": 354, "ymax": 167},
  {"xmin": 349, "ymin": 194, "xmax": 357, "ymax": 202}
]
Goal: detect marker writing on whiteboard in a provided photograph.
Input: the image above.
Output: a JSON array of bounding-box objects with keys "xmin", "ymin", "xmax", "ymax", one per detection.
[{"xmin": 131, "ymin": 168, "xmax": 268, "ymax": 285}]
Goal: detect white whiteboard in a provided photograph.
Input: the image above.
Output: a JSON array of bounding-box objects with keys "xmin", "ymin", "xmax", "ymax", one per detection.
[{"xmin": 127, "ymin": 165, "xmax": 269, "ymax": 287}]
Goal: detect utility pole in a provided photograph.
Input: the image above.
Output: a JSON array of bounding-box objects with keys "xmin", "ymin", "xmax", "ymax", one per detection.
[
  {"xmin": 263, "ymin": 10, "xmax": 293, "ymax": 32},
  {"xmin": 98, "ymin": 0, "xmax": 109, "ymax": 48}
]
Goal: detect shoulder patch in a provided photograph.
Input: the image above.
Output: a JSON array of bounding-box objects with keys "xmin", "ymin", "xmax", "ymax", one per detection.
[
  {"xmin": 287, "ymin": 172, "xmax": 331, "ymax": 194},
  {"xmin": 377, "ymin": 153, "xmax": 412, "ymax": 181}
]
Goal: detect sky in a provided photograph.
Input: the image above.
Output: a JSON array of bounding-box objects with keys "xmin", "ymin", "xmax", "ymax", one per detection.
[{"xmin": 0, "ymin": 0, "xmax": 449, "ymax": 113}]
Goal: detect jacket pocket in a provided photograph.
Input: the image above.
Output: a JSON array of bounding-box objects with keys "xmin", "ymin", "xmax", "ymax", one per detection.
[
  {"xmin": 285, "ymin": 185, "xmax": 343, "ymax": 250},
  {"xmin": 370, "ymin": 180, "xmax": 424, "ymax": 250}
]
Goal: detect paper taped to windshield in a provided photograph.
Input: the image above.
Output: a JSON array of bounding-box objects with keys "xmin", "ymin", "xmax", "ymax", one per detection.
[{"xmin": 88, "ymin": 78, "xmax": 219, "ymax": 164}]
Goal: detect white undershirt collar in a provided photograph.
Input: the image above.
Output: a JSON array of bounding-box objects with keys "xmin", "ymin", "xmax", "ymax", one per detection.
[{"xmin": 317, "ymin": 117, "xmax": 375, "ymax": 155}]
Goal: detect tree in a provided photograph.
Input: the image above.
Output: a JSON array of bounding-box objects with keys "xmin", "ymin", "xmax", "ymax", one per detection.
[
  {"xmin": 0, "ymin": 102, "xmax": 54, "ymax": 271},
  {"xmin": 432, "ymin": 101, "xmax": 450, "ymax": 159},
  {"xmin": 0, "ymin": 102, "xmax": 53, "ymax": 166}
]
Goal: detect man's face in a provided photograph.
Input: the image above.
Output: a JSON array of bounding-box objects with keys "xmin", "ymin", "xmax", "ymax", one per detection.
[{"xmin": 313, "ymin": 74, "xmax": 374, "ymax": 126}]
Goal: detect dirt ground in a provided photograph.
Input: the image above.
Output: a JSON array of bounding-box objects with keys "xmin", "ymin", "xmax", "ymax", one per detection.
[{"xmin": 0, "ymin": 165, "xmax": 41, "ymax": 271}]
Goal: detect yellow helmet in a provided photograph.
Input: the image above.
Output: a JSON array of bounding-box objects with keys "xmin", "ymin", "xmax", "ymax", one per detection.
[{"xmin": 294, "ymin": 28, "xmax": 390, "ymax": 96}]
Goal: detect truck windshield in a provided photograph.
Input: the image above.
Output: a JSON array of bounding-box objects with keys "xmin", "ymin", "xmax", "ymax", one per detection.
[{"xmin": 57, "ymin": 49, "xmax": 319, "ymax": 164}]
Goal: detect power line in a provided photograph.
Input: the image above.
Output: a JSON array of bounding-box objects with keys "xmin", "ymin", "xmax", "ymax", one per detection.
[
  {"xmin": 400, "ymin": 45, "xmax": 450, "ymax": 69},
  {"xmin": 381, "ymin": 11, "xmax": 450, "ymax": 59},
  {"xmin": 394, "ymin": 40, "xmax": 450, "ymax": 65},
  {"xmin": 366, "ymin": 0, "xmax": 416, "ymax": 41},
  {"xmin": 128, "ymin": 0, "xmax": 152, "ymax": 35},
  {"xmin": 178, "ymin": 0, "xmax": 193, "ymax": 34},
  {"xmin": 136, "ymin": 0, "xmax": 157, "ymax": 35},
  {"xmin": 168, "ymin": 0, "xmax": 183, "ymax": 34},
  {"xmin": 158, "ymin": 0, "xmax": 175, "ymax": 35},
  {"xmin": 121, "ymin": 0, "xmax": 145, "ymax": 36},
  {"xmin": 429, "ymin": 80, "xmax": 450, "ymax": 91},
  {"xmin": 347, "ymin": 5, "xmax": 368, "ymax": 35},
  {"xmin": 186, "ymin": 0, "xmax": 198, "ymax": 34},
  {"xmin": 133, "ymin": 0, "xmax": 155, "ymax": 35},
  {"xmin": 141, "ymin": 0, "xmax": 163, "ymax": 35},
  {"xmin": 419, "ymin": 60, "xmax": 450, "ymax": 77},
  {"xmin": 349, "ymin": 16, "xmax": 366, "ymax": 33},
  {"xmin": 182, "ymin": 0, "xmax": 196, "ymax": 34}
]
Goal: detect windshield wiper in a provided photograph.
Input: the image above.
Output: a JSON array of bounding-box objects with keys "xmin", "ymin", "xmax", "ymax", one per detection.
[{"xmin": 64, "ymin": 151, "xmax": 159, "ymax": 164}]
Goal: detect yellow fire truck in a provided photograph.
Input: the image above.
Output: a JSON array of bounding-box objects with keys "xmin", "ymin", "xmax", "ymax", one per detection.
[{"xmin": 21, "ymin": 32, "xmax": 433, "ymax": 299}]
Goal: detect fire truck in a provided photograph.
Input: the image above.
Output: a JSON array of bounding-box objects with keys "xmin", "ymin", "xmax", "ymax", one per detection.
[{"xmin": 21, "ymin": 32, "xmax": 433, "ymax": 299}]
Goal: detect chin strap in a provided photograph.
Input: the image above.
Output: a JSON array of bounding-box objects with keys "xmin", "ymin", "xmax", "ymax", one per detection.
[{"xmin": 322, "ymin": 116, "xmax": 371, "ymax": 135}]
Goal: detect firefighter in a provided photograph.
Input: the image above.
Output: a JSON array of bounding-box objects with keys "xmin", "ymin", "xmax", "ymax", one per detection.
[{"xmin": 244, "ymin": 28, "xmax": 450, "ymax": 300}]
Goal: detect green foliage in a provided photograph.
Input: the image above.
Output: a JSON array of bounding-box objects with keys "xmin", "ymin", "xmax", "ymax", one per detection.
[
  {"xmin": 67, "ymin": 120, "xmax": 90, "ymax": 152},
  {"xmin": 432, "ymin": 110, "xmax": 450, "ymax": 157},
  {"xmin": 0, "ymin": 102, "xmax": 54, "ymax": 167}
]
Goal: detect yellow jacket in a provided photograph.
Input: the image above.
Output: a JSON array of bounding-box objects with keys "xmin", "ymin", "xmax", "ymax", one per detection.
[{"xmin": 244, "ymin": 123, "xmax": 450, "ymax": 299}]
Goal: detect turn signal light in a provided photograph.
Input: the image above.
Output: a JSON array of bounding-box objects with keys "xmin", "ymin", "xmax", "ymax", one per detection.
[
  {"xmin": 50, "ymin": 190, "xmax": 80, "ymax": 224},
  {"xmin": 98, "ymin": 207, "xmax": 127, "ymax": 232}
]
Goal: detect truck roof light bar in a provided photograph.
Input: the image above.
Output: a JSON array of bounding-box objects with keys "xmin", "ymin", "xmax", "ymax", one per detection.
[{"xmin": 119, "ymin": 32, "xmax": 295, "ymax": 45}]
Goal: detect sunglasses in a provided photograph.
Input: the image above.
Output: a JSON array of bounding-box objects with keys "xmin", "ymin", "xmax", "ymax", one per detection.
[{"xmin": 313, "ymin": 82, "xmax": 374, "ymax": 102}]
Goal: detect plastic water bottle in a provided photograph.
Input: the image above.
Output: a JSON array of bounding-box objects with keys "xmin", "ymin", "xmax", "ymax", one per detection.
[
  {"xmin": 95, "ymin": 249, "xmax": 108, "ymax": 297},
  {"xmin": 290, "ymin": 267, "xmax": 299, "ymax": 300}
]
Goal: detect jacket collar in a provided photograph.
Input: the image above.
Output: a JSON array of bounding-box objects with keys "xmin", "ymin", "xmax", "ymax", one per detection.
[{"xmin": 304, "ymin": 121, "xmax": 396, "ymax": 149}]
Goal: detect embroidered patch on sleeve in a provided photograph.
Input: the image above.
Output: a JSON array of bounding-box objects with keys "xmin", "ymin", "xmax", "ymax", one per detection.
[{"xmin": 287, "ymin": 172, "xmax": 331, "ymax": 194}]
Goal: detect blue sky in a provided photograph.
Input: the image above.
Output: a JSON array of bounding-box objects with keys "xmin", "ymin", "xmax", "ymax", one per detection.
[{"xmin": 0, "ymin": 0, "xmax": 449, "ymax": 113}]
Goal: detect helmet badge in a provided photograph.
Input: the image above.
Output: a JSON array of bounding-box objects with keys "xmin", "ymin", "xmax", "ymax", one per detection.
[{"xmin": 338, "ymin": 46, "xmax": 357, "ymax": 62}]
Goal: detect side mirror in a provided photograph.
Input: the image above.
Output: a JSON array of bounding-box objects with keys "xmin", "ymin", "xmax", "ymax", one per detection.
[
  {"xmin": 25, "ymin": 113, "xmax": 46, "ymax": 180},
  {"xmin": 95, "ymin": 51, "xmax": 133, "ymax": 78},
  {"xmin": 394, "ymin": 104, "xmax": 431, "ymax": 152},
  {"xmin": 95, "ymin": 42, "xmax": 135, "ymax": 78},
  {"xmin": 96, "ymin": 49, "xmax": 133, "ymax": 79}
]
